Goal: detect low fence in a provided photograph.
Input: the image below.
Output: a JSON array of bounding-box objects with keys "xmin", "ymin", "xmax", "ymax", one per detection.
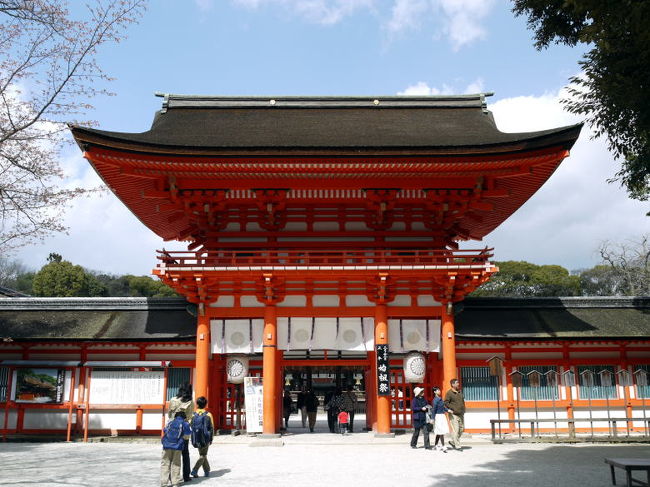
[{"xmin": 490, "ymin": 417, "xmax": 650, "ymax": 442}]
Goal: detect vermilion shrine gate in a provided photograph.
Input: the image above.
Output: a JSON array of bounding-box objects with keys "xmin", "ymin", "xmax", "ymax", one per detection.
[{"xmin": 71, "ymin": 94, "xmax": 581, "ymax": 435}]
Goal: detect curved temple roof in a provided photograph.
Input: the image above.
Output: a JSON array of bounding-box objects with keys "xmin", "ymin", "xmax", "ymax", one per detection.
[
  {"xmin": 69, "ymin": 93, "xmax": 582, "ymax": 246},
  {"xmin": 71, "ymin": 93, "xmax": 581, "ymax": 156}
]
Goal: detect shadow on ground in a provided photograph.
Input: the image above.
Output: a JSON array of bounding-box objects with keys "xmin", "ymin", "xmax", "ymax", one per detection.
[{"xmin": 426, "ymin": 444, "xmax": 650, "ymax": 487}]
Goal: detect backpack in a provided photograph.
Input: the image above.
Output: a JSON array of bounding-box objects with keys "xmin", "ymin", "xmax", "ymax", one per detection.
[
  {"xmin": 162, "ymin": 418, "xmax": 184, "ymax": 449},
  {"xmin": 191, "ymin": 411, "xmax": 213, "ymax": 448}
]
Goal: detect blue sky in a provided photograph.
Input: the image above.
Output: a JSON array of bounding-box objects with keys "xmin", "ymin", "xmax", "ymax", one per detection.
[{"xmin": 16, "ymin": 0, "xmax": 648, "ymax": 275}]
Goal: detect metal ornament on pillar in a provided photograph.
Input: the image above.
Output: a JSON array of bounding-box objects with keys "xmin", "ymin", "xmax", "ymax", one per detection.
[
  {"xmin": 226, "ymin": 355, "xmax": 249, "ymax": 384},
  {"xmin": 403, "ymin": 352, "xmax": 426, "ymax": 383}
]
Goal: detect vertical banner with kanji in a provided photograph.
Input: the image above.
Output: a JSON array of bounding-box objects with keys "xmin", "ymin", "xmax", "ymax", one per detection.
[
  {"xmin": 376, "ymin": 344, "xmax": 390, "ymax": 396},
  {"xmin": 243, "ymin": 376, "xmax": 263, "ymax": 433}
]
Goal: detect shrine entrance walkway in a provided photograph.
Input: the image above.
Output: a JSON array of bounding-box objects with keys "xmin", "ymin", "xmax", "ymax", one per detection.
[{"xmin": 1, "ymin": 435, "xmax": 648, "ymax": 487}]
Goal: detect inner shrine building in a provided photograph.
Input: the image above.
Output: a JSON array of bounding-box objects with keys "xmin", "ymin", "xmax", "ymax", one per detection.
[{"xmin": 67, "ymin": 93, "xmax": 585, "ymax": 436}]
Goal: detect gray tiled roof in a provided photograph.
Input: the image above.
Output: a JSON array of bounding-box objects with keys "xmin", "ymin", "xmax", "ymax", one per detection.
[
  {"xmin": 1, "ymin": 296, "xmax": 647, "ymax": 341},
  {"xmin": 0, "ymin": 298, "xmax": 196, "ymax": 340},
  {"xmin": 70, "ymin": 94, "xmax": 582, "ymax": 155},
  {"xmin": 456, "ymin": 297, "xmax": 650, "ymax": 339}
]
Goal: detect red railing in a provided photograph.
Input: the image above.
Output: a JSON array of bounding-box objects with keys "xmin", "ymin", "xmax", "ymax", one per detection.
[{"xmin": 156, "ymin": 248, "xmax": 493, "ymax": 269}]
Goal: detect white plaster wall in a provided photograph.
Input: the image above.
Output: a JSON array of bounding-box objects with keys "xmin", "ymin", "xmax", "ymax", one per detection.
[
  {"xmin": 388, "ymin": 295, "xmax": 411, "ymax": 307},
  {"xmin": 210, "ymin": 296, "xmax": 235, "ymax": 307},
  {"xmin": 23, "ymin": 410, "xmax": 71, "ymax": 429},
  {"xmin": 313, "ymin": 295, "xmax": 339, "ymax": 307},
  {"xmin": 143, "ymin": 411, "xmax": 166, "ymax": 430},
  {"xmin": 277, "ymin": 295, "xmax": 306, "ymax": 307},
  {"xmin": 346, "ymin": 295, "xmax": 373, "ymax": 306},
  {"xmin": 0, "ymin": 410, "xmax": 17, "ymax": 428},
  {"xmin": 464, "ymin": 410, "xmax": 494, "ymax": 430},
  {"xmin": 86, "ymin": 412, "xmax": 136, "ymax": 430},
  {"xmin": 240, "ymin": 296, "xmax": 264, "ymax": 307}
]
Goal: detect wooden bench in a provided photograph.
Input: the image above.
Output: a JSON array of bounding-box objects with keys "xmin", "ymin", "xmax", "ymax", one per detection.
[{"xmin": 604, "ymin": 458, "xmax": 650, "ymax": 487}]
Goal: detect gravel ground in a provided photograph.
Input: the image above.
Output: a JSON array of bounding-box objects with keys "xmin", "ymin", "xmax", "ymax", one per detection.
[{"xmin": 0, "ymin": 432, "xmax": 648, "ymax": 487}]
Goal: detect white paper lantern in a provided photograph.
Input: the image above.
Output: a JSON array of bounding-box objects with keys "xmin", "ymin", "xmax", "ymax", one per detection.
[
  {"xmin": 226, "ymin": 355, "xmax": 249, "ymax": 384},
  {"xmin": 403, "ymin": 352, "xmax": 426, "ymax": 383}
]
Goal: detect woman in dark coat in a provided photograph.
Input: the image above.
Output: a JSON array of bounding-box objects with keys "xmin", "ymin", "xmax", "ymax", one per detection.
[
  {"xmin": 305, "ymin": 388, "xmax": 319, "ymax": 432},
  {"xmin": 282, "ymin": 389, "xmax": 293, "ymax": 429},
  {"xmin": 410, "ymin": 386, "xmax": 431, "ymax": 449}
]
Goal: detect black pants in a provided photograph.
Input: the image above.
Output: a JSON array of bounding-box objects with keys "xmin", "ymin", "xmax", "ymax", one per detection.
[
  {"xmin": 182, "ymin": 439, "xmax": 191, "ymax": 480},
  {"xmin": 410, "ymin": 424, "xmax": 430, "ymax": 449},
  {"xmin": 327, "ymin": 409, "xmax": 337, "ymax": 433},
  {"xmin": 348, "ymin": 410, "xmax": 355, "ymax": 432}
]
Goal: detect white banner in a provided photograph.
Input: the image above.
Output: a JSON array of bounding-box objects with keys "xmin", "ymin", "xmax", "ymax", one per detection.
[
  {"xmin": 388, "ymin": 319, "xmax": 441, "ymax": 353},
  {"xmin": 243, "ymin": 376, "xmax": 263, "ymax": 433},
  {"xmin": 211, "ymin": 319, "xmax": 264, "ymax": 354},
  {"xmin": 89, "ymin": 370, "xmax": 164, "ymax": 405}
]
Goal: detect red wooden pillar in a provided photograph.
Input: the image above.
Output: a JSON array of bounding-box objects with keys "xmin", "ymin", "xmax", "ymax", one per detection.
[
  {"xmin": 276, "ymin": 348, "xmax": 283, "ymax": 432},
  {"xmin": 195, "ymin": 305, "xmax": 211, "ymax": 400},
  {"xmin": 441, "ymin": 302, "xmax": 457, "ymax": 395},
  {"xmin": 366, "ymin": 350, "xmax": 376, "ymax": 431},
  {"xmin": 210, "ymin": 354, "xmax": 225, "ymax": 431},
  {"xmin": 262, "ymin": 305, "xmax": 279, "ymax": 435},
  {"xmin": 374, "ymin": 303, "xmax": 391, "ymax": 435}
]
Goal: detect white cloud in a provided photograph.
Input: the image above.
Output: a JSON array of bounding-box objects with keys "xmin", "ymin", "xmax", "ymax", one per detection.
[
  {"xmin": 384, "ymin": 0, "xmax": 495, "ymax": 49},
  {"xmin": 225, "ymin": 0, "xmax": 496, "ymax": 48},
  {"xmin": 385, "ymin": 0, "xmax": 429, "ymax": 35},
  {"xmin": 230, "ymin": 0, "xmax": 375, "ymax": 25},
  {"xmin": 437, "ymin": 0, "xmax": 494, "ymax": 51},
  {"xmin": 470, "ymin": 88, "xmax": 649, "ymax": 270},
  {"xmin": 194, "ymin": 0, "xmax": 213, "ymax": 11},
  {"xmin": 397, "ymin": 78, "xmax": 484, "ymax": 95},
  {"xmin": 14, "ymin": 150, "xmax": 186, "ymax": 275}
]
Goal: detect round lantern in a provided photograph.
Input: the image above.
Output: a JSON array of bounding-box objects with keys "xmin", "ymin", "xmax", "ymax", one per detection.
[
  {"xmin": 403, "ymin": 352, "xmax": 426, "ymax": 383},
  {"xmin": 226, "ymin": 355, "xmax": 249, "ymax": 384}
]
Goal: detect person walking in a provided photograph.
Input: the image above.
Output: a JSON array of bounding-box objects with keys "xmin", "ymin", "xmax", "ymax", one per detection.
[
  {"xmin": 297, "ymin": 386, "xmax": 308, "ymax": 428},
  {"xmin": 324, "ymin": 388, "xmax": 337, "ymax": 433},
  {"xmin": 190, "ymin": 396, "xmax": 214, "ymax": 479},
  {"xmin": 305, "ymin": 388, "xmax": 319, "ymax": 432},
  {"xmin": 409, "ymin": 386, "xmax": 431, "ymax": 449},
  {"xmin": 168, "ymin": 384, "xmax": 194, "ymax": 482},
  {"xmin": 282, "ymin": 388, "xmax": 293, "ymax": 429},
  {"xmin": 325, "ymin": 388, "xmax": 343, "ymax": 433},
  {"xmin": 431, "ymin": 386, "xmax": 449, "ymax": 452},
  {"xmin": 444, "ymin": 378, "xmax": 465, "ymax": 450},
  {"xmin": 340, "ymin": 386, "xmax": 358, "ymax": 432},
  {"xmin": 161, "ymin": 411, "xmax": 191, "ymax": 487}
]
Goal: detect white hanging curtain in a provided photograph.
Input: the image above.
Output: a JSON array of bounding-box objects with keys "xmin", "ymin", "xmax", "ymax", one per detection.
[
  {"xmin": 211, "ymin": 319, "xmax": 263, "ymax": 354},
  {"xmin": 388, "ymin": 319, "xmax": 441, "ymax": 352}
]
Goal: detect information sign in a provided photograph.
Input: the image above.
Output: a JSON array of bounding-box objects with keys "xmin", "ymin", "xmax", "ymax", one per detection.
[{"xmin": 376, "ymin": 344, "xmax": 390, "ymax": 396}]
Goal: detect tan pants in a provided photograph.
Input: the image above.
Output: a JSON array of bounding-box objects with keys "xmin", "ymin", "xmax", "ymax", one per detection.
[
  {"xmin": 161, "ymin": 449, "xmax": 181, "ymax": 487},
  {"xmin": 300, "ymin": 406, "xmax": 307, "ymax": 427},
  {"xmin": 192, "ymin": 445, "xmax": 211, "ymax": 474},
  {"xmin": 449, "ymin": 413, "xmax": 464, "ymax": 448},
  {"xmin": 307, "ymin": 411, "xmax": 317, "ymax": 431}
]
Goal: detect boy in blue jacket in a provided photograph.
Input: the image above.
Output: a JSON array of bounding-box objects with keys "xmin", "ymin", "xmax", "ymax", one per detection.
[{"xmin": 161, "ymin": 411, "xmax": 191, "ymax": 487}]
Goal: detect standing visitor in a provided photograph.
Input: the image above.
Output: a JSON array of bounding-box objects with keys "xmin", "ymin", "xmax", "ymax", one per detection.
[
  {"xmin": 168, "ymin": 384, "xmax": 194, "ymax": 482},
  {"xmin": 305, "ymin": 388, "xmax": 319, "ymax": 432},
  {"xmin": 297, "ymin": 386, "xmax": 308, "ymax": 428},
  {"xmin": 161, "ymin": 411, "xmax": 191, "ymax": 487},
  {"xmin": 340, "ymin": 386, "xmax": 358, "ymax": 432},
  {"xmin": 190, "ymin": 396, "xmax": 214, "ymax": 478},
  {"xmin": 431, "ymin": 386, "xmax": 449, "ymax": 452},
  {"xmin": 282, "ymin": 388, "xmax": 293, "ymax": 429},
  {"xmin": 324, "ymin": 388, "xmax": 336, "ymax": 433},
  {"xmin": 325, "ymin": 388, "xmax": 343, "ymax": 433},
  {"xmin": 444, "ymin": 378, "xmax": 465, "ymax": 450},
  {"xmin": 337, "ymin": 410, "xmax": 350, "ymax": 435},
  {"xmin": 409, "ymin": 386, "xmax": 431, "ymax": 449}
]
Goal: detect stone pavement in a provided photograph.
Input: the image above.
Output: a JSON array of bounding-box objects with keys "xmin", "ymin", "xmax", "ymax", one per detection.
[{"xmin": 0, "ymin": 430, "xmax": 649, "ymax": 487}]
